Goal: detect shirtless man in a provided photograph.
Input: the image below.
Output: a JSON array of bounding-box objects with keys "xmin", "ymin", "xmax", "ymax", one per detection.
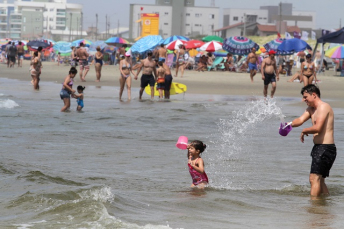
[
  {"xmin": 76, "ymin": 42, "xmax": 89, "ymax": 82},
  {"xmin": 17, "ymin": 41, "xmax": 24, "ymax": 67},
  {"xmin": 175, "ymin": 44, "xmax": 186, "ymax": 77},
  {"xmin": 135, "ymin": 51, "xmax": 157, "ymax": 99},
  {"xmin": 289, "ymin": 84, "xmax": 336, "ymax": 197},
  {"xmin": 158, "ymin": 44, "xmax": 167, "ymax": 63},
  {"xmin": 246, "ymin": 47, "xmax": 258, "ymax": 82},
  {"xmin": 162, "ymin": 60, "xmax": 173, "ymax": 99},
  {"xmin": 261, "ymin": 50, "xmax": 279, "ymax": 98}
]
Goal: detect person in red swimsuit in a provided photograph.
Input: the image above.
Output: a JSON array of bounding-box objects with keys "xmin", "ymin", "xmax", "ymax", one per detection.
[{"xmin": 187, "ymin": 140, "xmax": 209, "ymax": 189}]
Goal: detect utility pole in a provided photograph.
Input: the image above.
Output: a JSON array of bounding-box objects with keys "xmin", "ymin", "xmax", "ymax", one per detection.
[
  {"xmin": 243, "ymin": 13, "xmax": 246, "ymax": 36},
  {"xmin": 279, "ymin": 2, "xmax": 282, "ymax": 34},
  {"xmin": 81, "ymin": 12, "xmax": 83, "ymax": 38},
  {"xmin": 117, "ymin": 19, "xmax": 119, "ymax": 37},
  {"xmin": 95, "ymin": 13, "xmax": 98, "ymax": 40},
  {"xmin": 340, "ymin": 18, "xmax": 342, "ymax": 29},
  {"xmin": 76, "ymin": 17, "xmax": 79, "ymax": 39},
  {"xmin": 105, "ymin": 14, "xmax": 108, "ymax": 39},
  {"xmin": 69, "ymin": 13, "xmax": 72, "ymax": 41}
]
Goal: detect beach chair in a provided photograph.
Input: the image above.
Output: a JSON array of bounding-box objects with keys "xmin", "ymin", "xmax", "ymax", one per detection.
[{"xmin": 207, "ymin": 57, "xmax": 224, "ymax": 71}]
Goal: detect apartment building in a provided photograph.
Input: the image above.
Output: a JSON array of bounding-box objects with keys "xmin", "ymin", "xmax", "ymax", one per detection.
[
  {"xmin": 129, "ymin": 0, "xmax": 219, "ymax": 39},
  {"xmin": 0, "ymin": 0, "xmax": 85, "ymax": 41}
]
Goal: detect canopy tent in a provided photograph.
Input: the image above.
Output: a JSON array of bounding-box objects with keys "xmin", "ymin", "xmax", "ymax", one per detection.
[{"xmin": 313, "ymin": 27, "xmax": 344, "ymax": 73}]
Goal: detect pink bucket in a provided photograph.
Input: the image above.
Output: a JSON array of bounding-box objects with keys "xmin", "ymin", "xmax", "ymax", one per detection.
[
  {"xmin": 279, "ymin": 123, "xmax": 292, "ymax": 136},
  {"xmin": 176, "ymin": 136, "xmax": 188, "ymax": 150}
]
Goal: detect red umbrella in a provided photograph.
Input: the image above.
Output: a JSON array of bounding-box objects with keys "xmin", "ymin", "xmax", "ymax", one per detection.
[
  {"xmin": 166, "ymin": 39, "xmax": 187, "ymax": 50},
  {"xmin": 199, "ymin": 41, "xmax": 222, "ymax": 52},
  {"xmin": 185, "ymin": 40, "xmax": 205, "ymax": 49}
]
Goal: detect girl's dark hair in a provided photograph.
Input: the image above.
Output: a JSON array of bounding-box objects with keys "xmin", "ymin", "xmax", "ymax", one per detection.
[
  {"xmin": 34, "ymin": 51, "xmax": 38, "ymax": 57},
  {"xmin": 69, "ymin": 67, "xmax": 78, "ymax": 75},
  {"xmin": 190, "ymin": 140, "xmax": 207, "ymax": 153},
  {"xmin": 37, "ymin": 46, "xmax": 42, "ymax": 51},
  {"xmin": 77, "ymin": 85, "xmax": 85, "ymax": 91}
]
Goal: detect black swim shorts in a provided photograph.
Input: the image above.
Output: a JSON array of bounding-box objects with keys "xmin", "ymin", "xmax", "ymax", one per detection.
[
  {"xmin": 164, "ymin": 74, "xmax": 173, "ymax": 91},
  {"xmin": 140, "ymin": 74, "xmax": 155, "ymax": 88},
  {"xmin": 264, "ymin": 73, "xmax": 276, "ymax": 85},
  {"xmin": 310, "ymin": 144, "xmax": 337, "ymax": 178}
]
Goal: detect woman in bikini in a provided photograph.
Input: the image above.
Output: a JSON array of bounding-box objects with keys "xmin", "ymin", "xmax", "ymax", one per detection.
[
  {"xmin": 93, "ymin": 46, "xmax": 103, "ymax": 82},
  {"xmin": 301, "ymin": 54, "xmax": 317, "ymax": 86},
  {"xmin": 175, "ymin": 44, "xmax": 186, "ymax": 77},
  {"xmin": 119, "ymin": 53, "xmax": 135, "ymax": 100}
]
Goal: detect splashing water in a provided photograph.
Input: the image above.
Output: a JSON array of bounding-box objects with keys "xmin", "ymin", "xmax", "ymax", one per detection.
[
  {"xmin": 208, "ymin": 98, "xmax": 285, "ymax": 189},
  {"xmin": 0, "ymin": 99, "xmax": 19, "ymax": 109}
]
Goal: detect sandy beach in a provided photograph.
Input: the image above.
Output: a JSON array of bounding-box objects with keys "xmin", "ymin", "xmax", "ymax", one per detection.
[{"xmin": 1, "ymin": 61, "xmax": 343, "ymax": 107}]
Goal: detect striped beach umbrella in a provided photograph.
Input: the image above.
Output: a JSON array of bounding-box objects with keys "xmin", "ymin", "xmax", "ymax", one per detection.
[
  {"xmin": 71, "ymin": 39, "xmax": 92, "ymax": 47},
  {"xmin": 105, "ymin": 37, "xmax": 129, "ymax": 46},
  {"xmin": 222, "ymin": 36, "xmax": 259, "ymax": 55},
  {"xmin": 199, "ymin": 41, "xmax": 222, "ymax": 52},
  {"xmin": 166, "ymin": 39, "xmax": 187, "ymax": 50},
  {"xmin": 163, "ymin": 35, "xmax": 189, "ymax": 44},
  {"xmin": 263, "ymin": 38, "xmax": 285, "ymax": 52},
  {"xmin": 185, "ymin": 40, "xmax": 205, "ymax": 49},
  {"xmin": 53, "ymin": 42, "xmax": 72, "ymax": 56},
  {"xmin": 325, "ymin": 45, "xmax": 344, "ymax": 59}
]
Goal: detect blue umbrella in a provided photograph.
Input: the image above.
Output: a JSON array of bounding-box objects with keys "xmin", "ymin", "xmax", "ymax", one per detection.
[
  {"xmin": 89, "ymin": 40, "xmax": 107, "ymax": 51},
  {"xmin": 131, "ymin": 35, "xmax": 163, "ymax": 54},
  {"xmin": 277, "ymin": 38, "xmax": 312, "ymax": 55},
  {"xmin": 263, "ymin": 38, "xmax": 285, "ymax": 52},
  {"xmin": 163, "ymin": 35, "xmax": 189, "ymax": 44}
]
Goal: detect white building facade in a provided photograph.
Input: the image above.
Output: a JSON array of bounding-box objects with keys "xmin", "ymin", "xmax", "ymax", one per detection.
[
  {"xmin": 129, "ymin": 1, "xmax": 219, "ymax": 39},
  {"xmin": 222, "ymin": 8, "xmax": 268, "ymax": 27},
  {"xmin": 0, "ymin": 0, "xmax": 84, "ymax": 41}
]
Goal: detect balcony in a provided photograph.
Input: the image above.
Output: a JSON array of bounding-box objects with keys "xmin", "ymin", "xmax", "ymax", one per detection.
[
  {"xmin": 0, "ymin": 11, "xmax": 6, "ymax": 16},
  {"xmin": 10, "ymin": 10, "xmax": 22, "ymax": 15},
  {"xmin": 10, "ymin": 28, "xmax": 21, "ymax": 32},
  {"xmin": 0, "ymin": 20, "xmax": 7, "ymax": 25},
  {"xmin": 56, "ymin": 21, "xmax": 65, "ymax": 25},
  {"xmin": 0, "ymin": 29, "xmax": 7, "ymax": 33},
  {"xmin": 10, "ymin": 19, "xmax": 22, "ymax": 24},
  {"xmin": 56, "ymin": 12, "xmax": 66, "ymax": 17}
]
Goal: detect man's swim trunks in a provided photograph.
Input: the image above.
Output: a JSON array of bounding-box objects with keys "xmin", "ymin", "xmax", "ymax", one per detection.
[
  {"xmin": 79, "ymin": 59, "xmax": 89, "ymax": 70},
  {"xmin": 248, "ymin": 62, "xmax": 257, "ymax": 70},
  {"xmin": 310, "ymin": 144, "xmax": 337, "ymax": 178},
  {"xmin": 140, "ymin": 74, "xmax": 155, "ymax": 88},
  {"xmin": 164, "ymin": 74, "xmax": 173, "ymax": 91},
  {"xmin": 159, "ymin": 57, "xmax": 165, "ymax": 63},
  {"xmin": 263, "ymin": 73, "xmax": 276, "ymax": 85}
]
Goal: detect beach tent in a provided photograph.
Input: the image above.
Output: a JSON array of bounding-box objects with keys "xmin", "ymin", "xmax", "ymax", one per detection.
[{"xmin": 313, "ymin": 27, "xmax": 344, "ymax": 73}]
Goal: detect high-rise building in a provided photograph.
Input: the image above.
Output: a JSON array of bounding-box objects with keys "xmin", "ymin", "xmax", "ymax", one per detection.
[
  {"xmin": 129, "ymin": 0, "xmax": 219, "ymax": 39},
  {"xmin": 0, "ymin": 0, "xmax": 84, "ymax": 41}
]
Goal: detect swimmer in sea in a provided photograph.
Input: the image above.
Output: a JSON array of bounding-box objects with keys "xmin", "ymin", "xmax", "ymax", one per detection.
[
  {"xmin": 156, "ymin": 61, "xmax": 166, "ymax": 99},
  {"xmin": 187, "ymin": 140, "xmax": 209, "ymax": 189},
  {"xmin": 73, "ymin": 85, "xmax": 85, "ymax": 111}
]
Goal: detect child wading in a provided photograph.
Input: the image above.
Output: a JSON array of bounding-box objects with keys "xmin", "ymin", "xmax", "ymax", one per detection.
[
  {"xmin": 187, "ymin": 140, "xmax": 209, "ymax": 189},
  {"xmin": 73, "ymin": 85, "xmax": 85, "ymax": 111}
]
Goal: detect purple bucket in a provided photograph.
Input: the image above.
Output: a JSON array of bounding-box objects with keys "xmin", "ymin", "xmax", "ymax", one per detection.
[{"xmin": 279, "ymin": 123, "xmax": 292, "ymax": 136}]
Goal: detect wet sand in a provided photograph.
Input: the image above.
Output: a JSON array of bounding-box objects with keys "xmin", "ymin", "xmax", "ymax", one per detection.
[{"xmin": 1, "ymin": 61, "xmax": 343, "ymax": 107}]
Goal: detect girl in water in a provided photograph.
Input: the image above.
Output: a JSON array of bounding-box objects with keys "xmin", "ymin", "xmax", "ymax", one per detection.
[
  {"xmin": 93, "ymin": 46, "xmax": 103, "ymax": 82},
  {"xmin": 156, "ymin": 61, "xmax": 166, "ymax": 99},
  {"xmin": 187, "ymin": 140, "xmax": 209, "ymax": 189},
  {"xmin": 73, "ymin": 85, "xmax": 85, "ymax": 111},
  {"xmin": 119, "ymin": 53, "xmax": 134, "ymax": 100},
  {"xmin": 301, "ymin": 54, "xmax": 317, "ymax": 86},
  {"xmin": 60, "ymin": 67, "xmax": 77, "ymax": 112}
]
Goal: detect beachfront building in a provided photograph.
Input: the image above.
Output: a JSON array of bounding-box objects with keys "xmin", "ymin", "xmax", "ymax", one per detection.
[
  {"xmin": 215, "ymin": 3, "xmax": 316, "ymax": 38},
  {"xmin": 0, "ymin": 0, "xmax": 86, "ymax": 41},
  {"xmin": 129, "ymin": 0, "xmax": 219, "ymax": 40}
]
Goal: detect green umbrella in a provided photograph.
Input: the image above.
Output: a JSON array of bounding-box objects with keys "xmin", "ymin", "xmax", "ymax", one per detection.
[{"xmin": 202, "ymin": 35, "xmax": 223, "ymax": 43}]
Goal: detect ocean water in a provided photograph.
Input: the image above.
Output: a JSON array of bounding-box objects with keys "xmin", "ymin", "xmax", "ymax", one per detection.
[{"xmin": 0, "ymin": 78, "xmax": 343, "ymax": 229}]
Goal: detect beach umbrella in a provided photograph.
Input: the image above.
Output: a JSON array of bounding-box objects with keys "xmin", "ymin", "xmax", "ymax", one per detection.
[
  {"xmin": 131, "ymin": 35, "xmax": 163, "ymax": 54},
  {"xmin": 27, "ymin": 40, "xmax": 53, "ymax": 51},
  {"xmin": 163, "ymin": 35, "xmax": 189, "ymax": 44},
  {"xmin": 103, "ymin": 45, "xmax": 117, "ymax": 53},
  {"xmin": 105, "ymin": 37, "xmax": 129, "ymax": 46},
  {"xmin": 89, "ymin": 40, "xmax": 107, "ymax": 51},
  {"xmin": 222, "ymin": 36, "xmax": 259, "ymax": 55},
  {"xmin": 214, "ymin": 49, "xmax": 228, "ymax": 57},
  {"xmin": 71, "ymin": 39, "xmax": 92, "ymax": 47},
  {"xmin": 202, "ymin": 35, "xmax": 223, "ymax": 43},
  {"xmin": 185, "ymin": 40, "xmax": 205, "ymax": 49},
  {"xmin": 325, "ymin": 45, "xmax": 344, "ymax": 59},
  {"xmin": 263, "ymin": 38, "xmax": 285, "ymax": 52},
  {"xmin": 188, "ymin": 49, "xmax": 198, "ymax": 57},
  {"xmin": 53, "ymin": 42, "xmax": 72, "ymax": 56},
  {"xmin": 199, "ymin": 41, "xmax": 222, "ymax": 52},
  {"xmin": 277, "ymin": 38, "xmax": 312, "ymax": 55},
  {"xmin": 166, "ymin": 39, "xmax": 187, "ymax": 50}
]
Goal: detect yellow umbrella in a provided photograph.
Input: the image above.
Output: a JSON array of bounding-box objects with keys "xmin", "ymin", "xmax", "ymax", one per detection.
[{"xmin": 189, "ymin": 49, "xmax": 198, "ymax": 57}]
